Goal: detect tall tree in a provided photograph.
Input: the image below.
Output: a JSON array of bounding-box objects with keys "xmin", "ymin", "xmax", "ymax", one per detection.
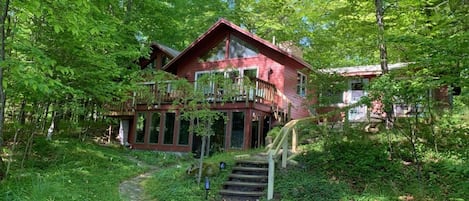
[{"xmin": 0, "ymin": 0, "xmax": 9, "ymax": 180}]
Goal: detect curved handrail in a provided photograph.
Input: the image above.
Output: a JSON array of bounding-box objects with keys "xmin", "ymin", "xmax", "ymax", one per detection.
[{"xmin": 266, "ymin": 116, "xmax": 317, "ymax": 200}]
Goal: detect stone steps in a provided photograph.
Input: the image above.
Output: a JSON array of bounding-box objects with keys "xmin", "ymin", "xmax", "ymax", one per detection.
[{"xmin": 220, "ymin": 158, "xmax": 269, "ymax": 201}]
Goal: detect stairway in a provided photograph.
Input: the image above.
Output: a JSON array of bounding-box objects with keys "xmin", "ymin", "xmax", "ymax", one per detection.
[{"xmin": 220, "ymin": 159, "xmax": 269, "ymax": 201}]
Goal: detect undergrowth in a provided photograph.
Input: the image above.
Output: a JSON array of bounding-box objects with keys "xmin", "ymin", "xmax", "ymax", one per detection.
[
  {"xmin": 0, "ymin": 137, "xmax": 144, "ymax": 201},
  {"xmin": 274, "ymin": 127, "xmax": 469, "ymax": 201}
]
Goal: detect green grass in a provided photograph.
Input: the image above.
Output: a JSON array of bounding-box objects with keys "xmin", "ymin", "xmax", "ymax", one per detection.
[
  {"xmin": 0, "ymin": 138, "xmax": 146, "ymax": 201},
  {"xmin": 1, "ymin": 114, "xmax": 467, "ymax": 201},
  {"xmin": 274, "ymin": 129, "xmax": 469, "ymax": 201}
]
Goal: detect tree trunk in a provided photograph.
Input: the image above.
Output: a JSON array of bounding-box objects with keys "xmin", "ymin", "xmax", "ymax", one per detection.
[
  {"xmin": 46, "ymin": 111, "xmax": 56, "ymax": 141},
  {"xmin": 197, "ymin": 135, "xmax": 206, "ymax": 185},
  {"xmin": 0, "ymin": 0, "xmax": 11, "ymax": 181},
  {"xmin": 41, "ymin": 102, "xmax": 50, "ymax": 133},
  {"xmin": 19, "ymin": 99, "xmax": 26, "ymax": 125},
  {"xmin": 205, "ymin": 135, "xmax": 211, "ymax": 157},
  {"xmin": 375, "ymin": 0, "xmax": 388, "ymax": 74},
  {"xmin": 375, "ymin": 0, "xmax": 394, "ymax": 130}
]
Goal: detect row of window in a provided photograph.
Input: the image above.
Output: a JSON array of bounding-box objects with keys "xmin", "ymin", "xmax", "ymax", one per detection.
[
  {"xmin": 134, "ymin": 111, "xmax": 246, "ymax": 149},
  {"xmin": 135, "ymin": 112, "xmax": 190, "ymax": 145}
]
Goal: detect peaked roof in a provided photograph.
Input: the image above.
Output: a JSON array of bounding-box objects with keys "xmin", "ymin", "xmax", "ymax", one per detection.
[
  {"xmin": 138, "ymin": 42, "xmax": 180, "ymax": 68},
  {"xmin": 151, "ymin": 42, "xmax": 180, "ymax": 58},
  {"xmin": 163, "ymin": 18, "xmax": 312, "ymax": 71}
]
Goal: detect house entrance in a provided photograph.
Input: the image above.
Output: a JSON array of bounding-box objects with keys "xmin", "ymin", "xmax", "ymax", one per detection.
[
  {"xmin": 191, "ymin": 113, "xmax": 227, "ymax": 156},
  {"xmin": 251, "ymin": 114, "xmax": 271, "ymax": 148},
  {"xmin": 348, "ymin": 79, "xmax": 368, "ymax": 121}
]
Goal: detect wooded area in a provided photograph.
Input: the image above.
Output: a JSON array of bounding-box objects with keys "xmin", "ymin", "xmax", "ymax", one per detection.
[{"xmin": 0, "ymin": 0, "xmax": 467, "ymax": 200}]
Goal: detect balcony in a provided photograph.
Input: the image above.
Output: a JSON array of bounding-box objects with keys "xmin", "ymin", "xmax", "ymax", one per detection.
[{"xmin": 106, "ymin": 78, "xmax": 276, "ymax": 115}]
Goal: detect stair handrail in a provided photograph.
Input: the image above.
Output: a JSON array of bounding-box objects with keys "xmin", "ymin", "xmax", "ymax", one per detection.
[{"xmin": 266, "ymin": 116, "xmax": 317, "ymax": 200}]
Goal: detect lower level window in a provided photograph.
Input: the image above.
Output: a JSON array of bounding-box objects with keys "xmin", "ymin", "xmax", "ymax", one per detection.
[
  {"xmin": 164, "ymin": 112, "xmax": 175, "ymax": 144},
  {"xmin": 178, "ymin": 118, "xmax": 190, "ymax": 145},
  {"xmin": 135, "ymin": 113, "xmax": 146, "ymax": 143},
  {"xmin": 149, "ymin": 112, "xmax": 160, "ymax": 144},
  {"xmin": 230, "ymin": 112, "xmax": 244, "ymax": 149}
]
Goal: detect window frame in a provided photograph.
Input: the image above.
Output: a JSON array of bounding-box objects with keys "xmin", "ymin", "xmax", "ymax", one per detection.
[{"xmin": 297, "ymin": 72, "xmax": 307, "ymax": 97}]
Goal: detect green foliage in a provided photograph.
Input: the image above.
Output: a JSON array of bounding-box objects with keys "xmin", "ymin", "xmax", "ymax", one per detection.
[
  {"xmin": 274, "ymin": 168, "xmax": 350, "ymax": 201},
  {"xmin": 266, "ymin": 126, "xmax": 281, "ymax": 139},
  {"xmin": 433, "ymin": 110, "xmax": 469, "ymax": 150},
  {"xmin": 0, "ymin": 137, "xmax": 146, "ymax": 201},
  {"xmin": 274, "ymin": 125, "xmax": 469, "ymax": 200},
  {"xmin": 308, "ymin": 71, "xmax": 349, "ymax": 107}
]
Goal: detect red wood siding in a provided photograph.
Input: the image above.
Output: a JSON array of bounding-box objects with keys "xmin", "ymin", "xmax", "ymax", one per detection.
[
  {"xmin": 173, "ymin": 49, "xmax": 310, "ymax": 120},
  {"xmin": 282, "ymin": 66, "xmax": 310, "ymax": 119}
]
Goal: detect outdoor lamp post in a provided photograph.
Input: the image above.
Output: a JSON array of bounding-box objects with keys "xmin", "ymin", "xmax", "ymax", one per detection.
[
  {"xmin": 219, "ymin": 161, "xmax": 226, "ymax": 170},
  {"xmin": 205, "ymin": 176, "xmax": 210, "ymax": 200}
]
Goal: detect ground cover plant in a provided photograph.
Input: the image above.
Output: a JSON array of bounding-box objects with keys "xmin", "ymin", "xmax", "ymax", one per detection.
[
  {"xmin": 274, "ymin": 122, "xmax": 469, "ymax": 201},
  {"xmin": 0, "ymin": 137, "xmax": 148, "ymax": 201}
]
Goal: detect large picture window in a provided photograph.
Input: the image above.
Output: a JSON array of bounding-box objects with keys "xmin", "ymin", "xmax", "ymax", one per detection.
[
  {"xmin": 164, "ymin": 112, "xmax": 175, "ymax": 144},
  {"xmin": 200, "ymin": 37, "xmax": 227, "ymax": 62},
  {"xmin": 195, "ymin": 68, "xmax": 258, "ymax": 99},
  {"xmin": 135, "ymin": 112, "xmax": 146, "ymax": 143},
  {"xmin": 230, "ymin": 112, "xmax": 245, "ymax": 149},
  {"xmin": 178, "ymin": 117, "xmax": 190, "ymax": 145},
  {"xmin": 229, "ymin": 35, "xmax": 258, "ymax": 59},
  {"xmin": 199, "ymin": 34, "xmax": 258, "ymax": 62},
  {"xmin": 149, "ymin": 112, "xmax": 160, "ymax": 144}
]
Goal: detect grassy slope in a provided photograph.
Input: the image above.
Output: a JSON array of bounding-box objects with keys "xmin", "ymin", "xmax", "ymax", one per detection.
[
  {"xmin": 140, "ymin": 124, "xmax": 468, "ymax": 201},
  {"xmin": 1, "ymin": 114, "xmax": 467, "ymax": 201},
  {"xmin": 0, "ymin": 138, "xmax": 146, "ymax": 201},
  {"xmin": 274, "ymin": 130, "xmax": 469, "ymax": 201}
]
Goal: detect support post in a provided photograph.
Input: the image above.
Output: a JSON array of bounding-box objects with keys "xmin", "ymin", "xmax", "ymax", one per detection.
[
  {"xmin": 292, "ymin": 128, "xmax": 297, "ymax": 153},
  {"xmin": 282, "ymin": 133, "xmax": 288, "ymax": 168},
  {"xmin": 267, "ymin": 151, "xmax": 274, "ymax": 200}
]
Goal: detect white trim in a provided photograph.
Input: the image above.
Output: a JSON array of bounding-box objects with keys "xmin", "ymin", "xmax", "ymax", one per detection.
[
  {"xmin": 140, "ymin": 81, "xmax": 156, "ymax": 85},
  {"xmin": 347, "ymin": 78, "xmax": 369, "ymax": 122},
  {"xmin": 297, "ymin": 71, "xmax": 307, "ymax": 97},
  {"xmin": 320, "ymin": 62, "xmax": 411, "ymax": 75}
]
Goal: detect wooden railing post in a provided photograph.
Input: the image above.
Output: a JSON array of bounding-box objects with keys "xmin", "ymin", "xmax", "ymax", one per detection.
[
  {"xmin": 292, "ymin": 128, "xmax": 297, "ymax": 153},
  {"xmin": 267, "ymin": 151, "xmax": 274, "ymax": 200},
  {"xmin": 282, "ymin": 133, "xmax": 288, "ymax": 168}
]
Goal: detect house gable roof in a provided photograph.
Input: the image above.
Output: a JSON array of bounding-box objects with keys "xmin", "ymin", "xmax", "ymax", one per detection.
[{"xmin": 163, "ymin": 18, "xmax": 312, "ymax": 71}]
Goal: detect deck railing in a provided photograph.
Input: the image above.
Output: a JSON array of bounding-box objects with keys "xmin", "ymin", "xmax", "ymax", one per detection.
[
  {"xmin": 106, "ymin": 78, "xmax": 277, "ymax": 114},
  {"xmin": 134, "ymin": 78, "xmax": 276, "ymax": 105}
]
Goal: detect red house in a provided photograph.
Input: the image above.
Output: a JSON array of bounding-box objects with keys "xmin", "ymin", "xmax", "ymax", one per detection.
[{"xmin": 110, "ymin": 19, "xmax": 313, "ymax": 153}]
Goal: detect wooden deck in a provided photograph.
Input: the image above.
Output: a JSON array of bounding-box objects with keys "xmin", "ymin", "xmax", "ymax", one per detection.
[{"xmin": 106, "ymin": 78, "xmax": 277, "ymax": 116}]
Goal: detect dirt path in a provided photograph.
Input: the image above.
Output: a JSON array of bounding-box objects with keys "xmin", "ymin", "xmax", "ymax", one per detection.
[{"xmin": 119, "ymin": 157, "xmax": 158, "ymax": 201}]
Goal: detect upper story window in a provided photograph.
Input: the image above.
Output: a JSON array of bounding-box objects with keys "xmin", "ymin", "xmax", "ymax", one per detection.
[
  {"xmin": 297, "ymin": 72, "xmax": 307, "ymax": 97},
  {"xmin": 229, "ymin": 35, "xmax": 258, "ymax": 59},
  {"xmin": 200, "ymin": 34, "xmax": 258, "ymax": 62},
  {"xmin": 195, "ymin": 68, "xmax": 257, "ymax": 95},
  {"xmin": 200, "ymin": 37, "xmax": 227, "ymax": 62}
]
